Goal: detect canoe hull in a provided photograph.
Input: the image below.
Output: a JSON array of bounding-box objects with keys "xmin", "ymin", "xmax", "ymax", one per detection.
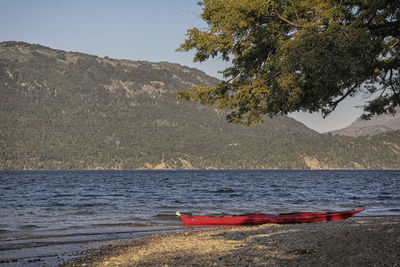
[{"xmin": 179, "ymin": 208, "xmax": 365, "ymax": 226}]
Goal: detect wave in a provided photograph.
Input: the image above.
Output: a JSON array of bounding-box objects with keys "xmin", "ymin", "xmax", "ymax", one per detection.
[
  {"xmin": 158, "ymin": 205, "xmax": 181, "ymax": 209},
  {"xmin": 73, "ymin": 211, "xmax": 97, "ymax": 216},
  {"xmin": 82, "ymin": 194, "xmax": 101, "ymax": 198},
  {"xmin": 91, "ymin": 222, "xmax": 159, "ymax": 227},
  {"xmin": 73, "ymin": 203, "xmax": 108, "ymax": 208},
  {"xmin": 212, "ymin": 188, "xmax": 236, "ymax": 194},
  {"xmin": 48, "ymin": 202, "xmax": 67, "ymax": 207},
  {"xmin": 377, "ymin": 195, "xmax": 395, "ymax": 201},
  {"xmin": 191, "ymin": 189, "xmax": 210, "ymax": 193},
  {"xmin": 153, "ymin": 213, "xmax": 180, "ymax": 220},
  {"xmin": 52, "ymin": 193, "xmax": 75, "ymax": 198},
  {"xmin": 109, "ymin": 194, "xmax": 125, "ymax": 197},
  {"xmin": 20, "ymin": 225, "xmax": 40, "ymax": 229},
  {"xmin": 0, "ymin": 226, "xmax": 182, "ymax": 247}
]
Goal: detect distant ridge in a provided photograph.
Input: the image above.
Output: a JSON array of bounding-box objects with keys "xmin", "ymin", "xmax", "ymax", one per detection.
[
  {"xmin": 330, "ymin": 108, "xmax": 400, "ymax": 137},
  {"xmin": 1, "ymin": 41, "xmax": 400, "ymax": 169}
]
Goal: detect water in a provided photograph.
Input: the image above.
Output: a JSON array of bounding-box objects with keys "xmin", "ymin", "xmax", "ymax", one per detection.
[{"xmin": 0, "ymin": 170, "xmax": 399, "ymax": 265}]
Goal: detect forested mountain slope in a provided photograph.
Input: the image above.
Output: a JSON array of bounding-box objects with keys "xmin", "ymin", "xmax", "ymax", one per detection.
[{"xmin": 1, "ymin": 41, "xmax": 399, "ymax": 169}]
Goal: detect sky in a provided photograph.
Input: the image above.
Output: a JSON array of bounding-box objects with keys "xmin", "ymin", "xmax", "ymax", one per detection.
[{"xmin": 0, "ymin": 0, "xmax": 368, "ymax": 133}]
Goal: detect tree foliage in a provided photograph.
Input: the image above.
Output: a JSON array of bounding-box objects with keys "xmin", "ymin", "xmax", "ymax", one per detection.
[{"xmin": 177, "ymin": 0, "xmax": 400, "ymax": 125}]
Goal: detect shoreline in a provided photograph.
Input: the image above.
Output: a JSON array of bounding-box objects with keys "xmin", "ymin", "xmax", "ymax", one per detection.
[
  {"xmin": 3, "ymin": 169, "xmax": 400, "ymax": 171},
  {"xmin": 65, "ymin": 216, "xmax": 400, "ymax": 266}
]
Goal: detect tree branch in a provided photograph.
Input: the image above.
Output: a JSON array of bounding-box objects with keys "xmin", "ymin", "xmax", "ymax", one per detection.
[
  {"xmin": 389, "ymin": 68, "xmax": 397, "ymax": 93},
  {"xmin": 389, "ymin": 39, "xmax": 400, "ymax": 50},
  {"xmin": 368, "ymin": 21, "xmax": 400, "ymax": 38},
  {"xmin": 273, "ymin": 9, "xmax": 308, "ymax": 28},
  {"xmin": 328, "ymin": 84, "xmax": 360, "ymax": 111},
  {"xmin": 377, "ymin": 84, "xmax": 388, "ymax": 99},
  {"xmin": 273, "ymin": 8, "xmax": 327, "ymax": 30}
]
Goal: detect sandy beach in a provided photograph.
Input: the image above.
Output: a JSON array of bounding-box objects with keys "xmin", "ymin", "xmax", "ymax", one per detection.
[{"xmin": 65, "ymin": 216, "xmax": 400, "ymax": 266}]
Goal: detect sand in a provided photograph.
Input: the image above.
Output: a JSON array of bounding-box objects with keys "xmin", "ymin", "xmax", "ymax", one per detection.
[{"xmin": 65, "ymin": 216, "xmax": 400, "ymax": 266}]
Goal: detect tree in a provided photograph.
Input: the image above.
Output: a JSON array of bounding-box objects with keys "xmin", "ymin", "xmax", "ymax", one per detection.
[{"xmin": 177, "ymin": 0, "xmax": 400, "ymax": 125}]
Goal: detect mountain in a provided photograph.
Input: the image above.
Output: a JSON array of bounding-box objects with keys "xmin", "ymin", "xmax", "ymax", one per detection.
[
  {"xmin": 330, "ymin": 108, "xmax": 400, "ymax": 137},
  {"xmin": 1, "ymin": 41, "xmax": 399, "ymax": 170}
]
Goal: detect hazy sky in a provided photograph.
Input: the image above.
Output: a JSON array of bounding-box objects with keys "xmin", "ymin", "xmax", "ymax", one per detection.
[{"xmin": 0, "ymin": 0, "xmax": 368, "ymax": 132}]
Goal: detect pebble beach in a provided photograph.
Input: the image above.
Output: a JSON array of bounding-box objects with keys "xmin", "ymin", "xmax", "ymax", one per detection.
[{"xmin": 65, "ymin": 216, "xmax": 400, "ymax": 266}]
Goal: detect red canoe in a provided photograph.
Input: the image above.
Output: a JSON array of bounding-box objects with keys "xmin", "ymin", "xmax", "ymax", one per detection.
[{"xmin": 177, "ymin": 208, "xmax": 365, "ymax": 226}]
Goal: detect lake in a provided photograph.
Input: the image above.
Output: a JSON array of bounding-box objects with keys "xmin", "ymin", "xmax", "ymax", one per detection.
[{"xmin": 0, "ymin": 170, "xmax": 399, "ymax": 265}]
